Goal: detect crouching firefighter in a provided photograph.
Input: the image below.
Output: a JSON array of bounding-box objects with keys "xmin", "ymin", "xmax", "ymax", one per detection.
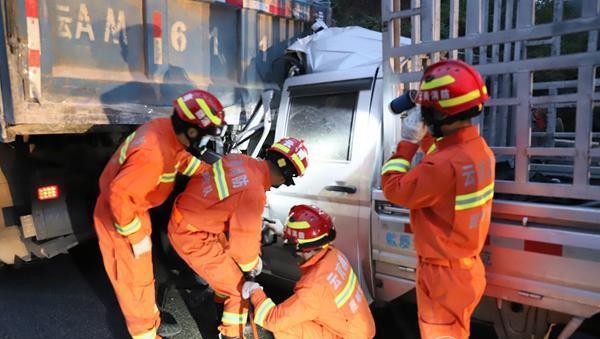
[
  {"xmin": 167, "ymin": 138, "xmax": 309, "ymax": 339},
  {"xmin": 382, "ymin": 60, "xmax": 496, "ymax": 339},
  {"xmin": 93, "ymin": 89, "xmax": 225, "ymax": 339},
  {"xmin": 242, "ymin": 205, "xmax": 376, "ymax": 339}
]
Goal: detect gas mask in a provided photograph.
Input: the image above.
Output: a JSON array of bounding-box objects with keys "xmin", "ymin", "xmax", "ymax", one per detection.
[{"xmin": 187, "ymin": 133, "xmax": 223, "ymax": 165}]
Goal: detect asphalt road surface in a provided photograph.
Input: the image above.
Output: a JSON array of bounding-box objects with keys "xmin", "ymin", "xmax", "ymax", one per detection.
[{"xmin": 0, "ymin": 240, "xmax": 494, "ymax": 339}]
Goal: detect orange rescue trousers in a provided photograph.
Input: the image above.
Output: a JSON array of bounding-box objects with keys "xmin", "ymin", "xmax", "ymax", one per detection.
[
  {"xmin": 168, "ymin": 214, "xmax": 248, "ymax": 337},
  {"xmin": 416, "ymin": 256, "xmax": 486, "ymax": 339},
  {"xmin": 94, "ymin": 196, "xmax": 160, "ymax": 339}
]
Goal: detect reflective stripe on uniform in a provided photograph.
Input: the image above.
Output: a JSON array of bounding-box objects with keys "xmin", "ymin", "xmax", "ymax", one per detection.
[
  {"xmin": 114, "ymin": 216, "xmax": 142, "ymax": 236},
  {"xmin": 196, "ymin": 98, "xmax": 222, "ymax": 126},
  {"xmin": 334, "ymin": 270, "xmax": 358, "ymax": 308},
  {"xmin": 426, "ymin": 137, "xmax": 443, "ymax": 155},
  {"xmin": 213, "ymin": 159, "xmax": 230, "ymax": 200},
  {"xmin": 420, "ymin": 75, "xmax": 456, "ymax": 90},
  {"xmin": 158, "ymin": 172, "xmax": 177, "ymax": 183},
  {"xmin": 131, "ymin": 327, "xmax": 157, "ymax": 339},
  {"xmin": 118, "ymin": 132, "xmax": 137, "ymax": 165},
  {"xmin": 287, "ymin": 220, "xmax": 310, "ymax": 229},
  {"xmin": 238, "ymin": 257, "xmax": 259, "ymax": 272},
  {"xmin": 381, "ymin": 158, "xmax": 410, "ymax": 175},
  {"xmin": 215, "ymin": 291, "xmax": 229, "ymax": 299},
  {"xmin": 159, "ymin": 162, "xmax": 180, "ymax": 183},
  {"xmin": 455, "ymin": 182, "xmax": 494, "ymax": 211},
  {"xmin": 222, "ymin": 311, "xmax": 248, "ymax": 325},
  {"xmin": 426, "ymin": 143, "xmax": 437, "ymax": 155},
  {"xmin": 254, "ymin": 298, "xmax": 276, "ymax": 327},
  {"xmin": 182, "ymin": 157, "xmax": 202, "ymax": 176},
  {"xmin": 438, "ymin": 88, "xmax": 481, "ymax": 108},
  {"xmin": 177, "ymin": 97, "xmax": 197, "ymax": 120},
  {"xmin": 298, "ymin": 233, "xmax": 327, "ymax": 244}
]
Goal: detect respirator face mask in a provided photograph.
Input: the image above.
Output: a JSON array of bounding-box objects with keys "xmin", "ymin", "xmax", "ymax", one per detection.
[{"xmin": 186, "ymin": 129, "xmax": 223, "ymax": 165}]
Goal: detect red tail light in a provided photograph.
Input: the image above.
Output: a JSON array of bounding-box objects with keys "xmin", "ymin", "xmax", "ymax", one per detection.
[{"xmin": 37, "ymin": 185, "xmax": 60, "ymax": 201}]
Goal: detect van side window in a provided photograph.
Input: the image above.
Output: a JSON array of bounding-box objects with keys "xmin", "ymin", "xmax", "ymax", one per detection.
[{"xmin": 287, "ymin": 92, "xmax": 358, "ymax": 161}]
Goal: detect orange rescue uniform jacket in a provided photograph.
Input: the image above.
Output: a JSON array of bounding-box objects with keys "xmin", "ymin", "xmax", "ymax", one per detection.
[
  {"xmin": 98, "ymin": 117, "xmax": 206, "ymax": 244},
  {"xmin": 250, "ymin": 246, "xmax": 376, "ymax": 339},
  {"xmin": 381, "ymin": 126, "xmax": 496, "ymax": 259},
  {"xmin": 173, "ymin": 153, "xmax": 271, "ymax": 272}
]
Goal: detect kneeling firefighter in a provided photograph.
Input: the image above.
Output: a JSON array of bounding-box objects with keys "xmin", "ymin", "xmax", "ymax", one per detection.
[{"xmin": 242, "ymin": 205, "xmax": 376, "ymax": 339}]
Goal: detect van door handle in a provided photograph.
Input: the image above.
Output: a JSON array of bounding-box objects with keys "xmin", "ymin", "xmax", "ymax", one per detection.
[{"xmin": 325, "ymin": 185, "xmax": 357, "ymax": 194}]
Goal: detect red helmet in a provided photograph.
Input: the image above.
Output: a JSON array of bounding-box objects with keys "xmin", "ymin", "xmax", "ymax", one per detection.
[
  {"xmin": 283, "ymin": 204, "xmax": 336, "ymax": 252},
  {"xmin": 415, "ymin": 60, "xmax": 489, "ymax": 116},
  {"xmin": 173, "ymin": 89, "xmax": 225, "ymax": 128},
  {"xmin": 267, "ymin": 137, "xmax": 309, "ymax": 185}
]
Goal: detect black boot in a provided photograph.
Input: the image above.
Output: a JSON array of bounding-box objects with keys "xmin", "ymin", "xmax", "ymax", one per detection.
[{"xmin": 157, "ymin": 311, "xmax": 182, "ymax": 338}]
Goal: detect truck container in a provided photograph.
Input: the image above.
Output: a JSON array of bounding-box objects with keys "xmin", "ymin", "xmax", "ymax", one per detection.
[{"xmin": 0, "ymin": 0, "xmax": 315, "ymax": 265}]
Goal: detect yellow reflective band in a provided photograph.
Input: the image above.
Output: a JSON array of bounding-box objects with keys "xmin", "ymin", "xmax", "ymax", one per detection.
[
  {"xmin": 438, "ymin": 89, "xmax": 481, "ymax": 108},
  {"xmin": 196, "ymin": 99, "xmax": 222, "ymax": 126},
  {"xmin": 426, "ymin": 143, "xmax": 437, "ymax": 155},
  {"xmin": 271, "ymin": 143, "xmax": 290, "ymax": 153},
  {"xmin": 455, "ymin": 182, "xmax": 495, "ymax": 211},
  {"xmin": 291, "ymin": 154, "xmax": 306, "ymax": 175},
  {"xmin": 215, "ymin": 291, "xmax": 229, "ymax": 299},
  {"xmin": 334, "ymin": 270, "xmax": 358, "ymax": 308},
  {"xmin": 213, "ymin": 160, "xmax": 230, "ymax": 200},
  {"xmin": 159, "ymin": 170, "xmax": 178, "ymax": 183},
  {"xmin": 114, "ymin": 216, "xmax": 142, "ymax": 236},
  {"xmin": 177, "ymin": 97, "xmax": 196, "ymax": 120},
  {"xmin": 287, "ymin": 220, "xmax": 310, "ymax": 229},
  {"xmin": 222, "ymin": 311, "xmax": 248, "ymax": 325},
  {"xmin": 381, "ymin": 158, "xmax": 411, "ymax": 175},
  {"xmin": 182, "ymin": 157, "xmax": 202, "ymax": 176},
  {"xmin": 254, "ymin": 298, "xmax": 276, "ymax": 327},
  {"xmin": 239, "ymin": 257, "xmax": 259, "ymax": 272},
  {"xmin": 420, "ymin": 75, "xmax": 456, "ymax": 90},
  {"xmin": 118, "ymin": 132, "xmax": 137, "ymax": 165},
  {"xmin": 482, "ymin": 85, "xmax": 488, "ymax": 95},
  {"xmin": 132, "ymin": 327, "xmax": 157, "ymax": 339},
  {"xmin": 158, "ymin": 175, "xmax": 176, "ymax": 183},
  {"xmin": 297, "ymin": 233, "xmax": 327, "ymax": 244}
]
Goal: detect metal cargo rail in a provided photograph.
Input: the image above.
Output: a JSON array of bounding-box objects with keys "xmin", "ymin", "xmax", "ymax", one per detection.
[
  {"xmin": 381, "ymin": 0, "xmax": 600, "ymax": 202},
  {"xmin": 377, "ymin": 0, "xmax": 600, "ymax": 333}
]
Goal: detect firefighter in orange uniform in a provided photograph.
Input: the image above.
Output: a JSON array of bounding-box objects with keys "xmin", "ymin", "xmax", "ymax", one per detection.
[
  {"xmin": 382, "ymin": 60, "xmax": 495, "ymax": 339},
  {"xmin": 167, "ymin": 137, "xmax": 309, "ymax": 339},
  {"xmin": 93, "ymin": 89, "xmax": 225, "ymax": 339},
  {"xmin": 242, "ymin": 204, "xmax": 376, "ymax": 339}
]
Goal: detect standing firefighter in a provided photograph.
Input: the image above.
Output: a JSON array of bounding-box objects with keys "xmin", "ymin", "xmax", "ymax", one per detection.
[
  {"xmin": 167, "ymin": 137, "xmax": 308, "ymax": 339},
  {"xmin": 242, "ymin": 204, "xmax": 376, "ymax": 339},
  {"xmin": 382, "ymin": 60, "xmax": 495, "ymax": 339},
  {"xmin": 94, "ymin": 89, "xmax": 225, "ymax": 339}
]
